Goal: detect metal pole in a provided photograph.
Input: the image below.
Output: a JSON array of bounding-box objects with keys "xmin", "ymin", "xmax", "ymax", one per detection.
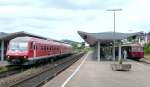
[
  {"xmin": 113, "ymin": 11, "xmax": 116, "ymax": 61},
  {"xmin": 113, "ymin": 43, "xmax": 115, "ymax": 61},
  {"xmin": 97, "ymin": 41, "xmax": 100, "ymax": 62},
  {"xmin": 118, "ymin": 43, "xmax": 121, "ymax": 61},
  {"xmin": 106, "ymin": 8, "xmax": 122, "ymax": 61},
  {"xmin": 99, "ymin": 41, "xmax": 101, "ymax": 61},
  {"xmin": 114, "ymin": 11, "xmax": 115, "ymax": 33}
]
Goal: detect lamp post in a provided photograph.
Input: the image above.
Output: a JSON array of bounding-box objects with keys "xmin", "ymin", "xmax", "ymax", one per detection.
[{"xmin": 106, "ymin": 9, "xmax": 122, "ymax": 61}]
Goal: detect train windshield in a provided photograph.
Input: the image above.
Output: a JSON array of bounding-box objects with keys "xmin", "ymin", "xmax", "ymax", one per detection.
[{"xmin": 9, "ymin": 42, "xmax": 28, "ymax": 51}]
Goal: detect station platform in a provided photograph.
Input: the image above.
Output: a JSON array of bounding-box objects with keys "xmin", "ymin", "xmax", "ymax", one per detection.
[{"xmin": 43, "ymin": 52, "xmax": 150, "ymax": 87}]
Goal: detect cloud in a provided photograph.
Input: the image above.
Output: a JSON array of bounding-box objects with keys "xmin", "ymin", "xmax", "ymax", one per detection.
[
  {"xmin": 42, "ymin": 0, "xmax": 131, "ymax": 9},
  {"xmin": 0, "ymin": 0, "xmax": 149, "ymax": 42},
  {"xmin": 0, "ymin": 0, "xmax": 44, "ymax": 7},
  {"xmin": 0, "ymin": 0, "xmax": 132, "ymax": 9}
]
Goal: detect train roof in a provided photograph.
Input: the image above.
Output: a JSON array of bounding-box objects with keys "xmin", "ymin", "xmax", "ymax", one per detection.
[
  {"xmin": 10, "ymin": 36, "xmax": 31, "ymax": 42},
  {"xmin": 0, "ymin": 31, "xmax": 72, "ymax": 47},
  {"xmin": 10, "ymin": 36, "xmax": 72, "ymax": 47}
]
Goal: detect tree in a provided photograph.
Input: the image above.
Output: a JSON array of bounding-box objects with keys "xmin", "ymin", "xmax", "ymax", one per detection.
[
  {"xmin": 144, "ymin": 43, "xmax": 150, "ymax": 54},
  {"xmin": 147, "ymin": 31, "xmax": 150, "ymax": 35}
]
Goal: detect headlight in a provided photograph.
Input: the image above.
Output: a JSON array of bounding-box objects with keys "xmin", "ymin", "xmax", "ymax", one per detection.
[
  {"xmin": 7, "ymin": 56, "xmax": 10, "ymax": 58},
  {"xmin": 24, "ymin": 56, "xmax": 26, "ymax": 58}
]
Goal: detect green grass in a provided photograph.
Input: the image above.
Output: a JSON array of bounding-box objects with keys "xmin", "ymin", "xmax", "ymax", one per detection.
[
  {"xmin": 0, "ymin": 66, "xmax": 9, "ymax": 73},
  {"xmin": 144, "ymin": 54, "xmax": 150, "ymax": 59},
  {"xmin": 144, "ymin": 43, "xmax": 150, "ymax": 54},
  {"xmin": 0, "ymin": 66, "xmax": 18, "ymax": 73},
  {"xmin": 144, "ymin": 43, "xmax": 150, "ymax": 59}
]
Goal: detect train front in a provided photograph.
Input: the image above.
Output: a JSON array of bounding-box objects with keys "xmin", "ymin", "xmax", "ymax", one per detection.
[{"xmin": 6, "ymin": 38, "xmax": 29, "ymax": 65}]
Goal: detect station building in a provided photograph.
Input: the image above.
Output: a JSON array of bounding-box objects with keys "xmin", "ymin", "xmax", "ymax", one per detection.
[
  {"xmin": 0, "ymin": 31, "xmax": 48, "ymax": 61},
  {"xmin": 78, "ymin": 31, "xmax": 142, "ymax": 61}
]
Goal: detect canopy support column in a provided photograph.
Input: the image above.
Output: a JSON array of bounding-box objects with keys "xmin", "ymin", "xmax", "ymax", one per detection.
[
  {"xmin": 113, "ymin": 41, "xmax": 115, "ymax": 61},
  {"xmin": 1, "ymin": 40, "xmax": 4, "ymax": 61},
  {"xmin": 118, "ymin": 43, "xmax": 121, "ymax": 61},
  {"xmin": 97, "ymin": 41, "xmax": 101, "ymax": 62}
]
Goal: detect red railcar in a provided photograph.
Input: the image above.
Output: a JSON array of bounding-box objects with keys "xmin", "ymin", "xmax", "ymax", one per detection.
[
  {"xmin": 121, "ymin": 44, "xmax": 144, "ymax": 60},
  {"xmin": 6, "ymin": 37, "xmax": 73, "ymax": 65}
]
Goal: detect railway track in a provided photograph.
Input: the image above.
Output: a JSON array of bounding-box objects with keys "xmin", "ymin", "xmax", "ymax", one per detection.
[
  {"xmin": 0, "ymin": 55, "xmax": 72, "ymax": 80},
  {"xmin": 0, "ymin": 64, "xmax": 45, "ymax": 79},
  {"xmin": 0, "ymin": 52, "xmax": 85, "ymax": 87}
]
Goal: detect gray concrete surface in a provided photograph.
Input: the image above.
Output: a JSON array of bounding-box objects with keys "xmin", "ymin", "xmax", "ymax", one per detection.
[
  {"xmin": 0, "ymin": 61, "xmax": 9, "ymax": 66},
  {"xmin": 43, "ymin": 52, "xmax": 150, "ymax": 87},
  {"xmin": 140, "ymin": 58, "xmax": 150, "ymax": 64}
]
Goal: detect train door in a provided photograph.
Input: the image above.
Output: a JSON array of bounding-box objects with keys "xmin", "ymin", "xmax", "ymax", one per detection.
[{"xmin": 33, "ymin": 42, "xmax": 37, "ymax": 58}]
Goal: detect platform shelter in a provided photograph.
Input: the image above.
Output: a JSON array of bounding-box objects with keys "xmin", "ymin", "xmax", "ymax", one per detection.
[{"xmin": 78, "ymin": 31, "xmax": 141, "ymax": 61}]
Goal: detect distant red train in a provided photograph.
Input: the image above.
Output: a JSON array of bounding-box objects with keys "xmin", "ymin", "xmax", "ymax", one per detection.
[
  {"xmin": 121, "ymin": 44, "xmax": 144, "ymax": 60},
  {"xmin": 6, "ymin": 36, "xmax": 73, "ymax": 65}
]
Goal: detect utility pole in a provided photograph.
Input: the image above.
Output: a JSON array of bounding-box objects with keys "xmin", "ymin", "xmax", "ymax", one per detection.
[{"xmin": 106, "ymin": 9, "xmax": 122, "ymax": 61}]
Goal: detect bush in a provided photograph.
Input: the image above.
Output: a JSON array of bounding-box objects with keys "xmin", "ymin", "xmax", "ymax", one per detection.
[{"xmin": 144, "ymin": 43, "xmax": 150, "ymax": 54}]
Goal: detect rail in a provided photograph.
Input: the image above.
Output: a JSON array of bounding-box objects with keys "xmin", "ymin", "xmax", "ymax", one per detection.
[{"xmin": 0, "ymin": 52, "xmax": 85, "ymax": 87}]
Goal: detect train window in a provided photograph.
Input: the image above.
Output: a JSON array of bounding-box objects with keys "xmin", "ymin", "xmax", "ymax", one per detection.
[
  {"xmin": 47, "ymin": 46, "xmax": 48, "ymax": 50},
  {"xmin": 33, "ymin": 45, "xmax": 36, "ymax": 50},
  {"xmin": 9, "ymin": 42, "xmax": 28, "ymax": 51},
  {"xmin": 138, "ymin": 47, "xmax": 143, "ymax": 52},
  {"xmin": 140, "ymin": 47, "xmax": 143, "ymax": 51},
  {"xmin": 51, "ymin": 46, "xmax": 53, "ymax": 50},
  {"xmin": 34, "ymin": 45, "xmax": 38, "ymax": 50},
  {"xmin": 31, "ymin": 42, "xmax": 38, "ymax": 50},
  {"xmin": 44, "ymin": 46, "xmax": 46, "ymax": 51},
  {"xmin": 36, "ymin": 45, "xmax": 38, "ymax": 50},
  {"xmin": 42, "ymin": 46, "xmax": 44, "ymax": 50},
  {"xmin": 132, "ymin": 47, "xmax": 138, "ymax": 52},
  {"xmin": 44, "ymin": 46, "xmax": 45, "ymax": 51},
  {"xmin": 30, "ymin": 42, "xmax": 33, "ymax": 49},
  {"xmin": 49, "ymin": 46, "xmax": 51, "ymax": 50},
  {"xmin": 41, "ymin": 46, "xmax": 43, "ymax": 50},
  {"xmin": 132, "ymin": 47, "xmax": 135, "ymax": 51}
]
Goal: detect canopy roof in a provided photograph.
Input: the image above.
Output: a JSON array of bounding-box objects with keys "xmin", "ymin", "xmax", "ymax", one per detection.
[
  {"xmin": 78, "ymin": 31, "xmax": 142, "ymax": 45},
  {"xmin": 0, "ymin": 31, "xmax": 49, "ymax": 41},
  {"xmin": 0, "ymin": 31, "xmax": 69, "ymax": 45}
]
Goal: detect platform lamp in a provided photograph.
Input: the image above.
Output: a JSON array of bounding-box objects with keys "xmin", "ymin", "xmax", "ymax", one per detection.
[{"xmin": 106, "ymin": 9, "xmax": 122, "ymax": 61}]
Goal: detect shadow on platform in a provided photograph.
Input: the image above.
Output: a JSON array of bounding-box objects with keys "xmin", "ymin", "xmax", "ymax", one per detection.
[{"xmin": 91, "ymin": 52, "xmax": 114, "ymax": 61}]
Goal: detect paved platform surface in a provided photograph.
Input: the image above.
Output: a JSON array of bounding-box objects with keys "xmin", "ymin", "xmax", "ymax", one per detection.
[
  {"xmin": 0, "ymin": 61, "xmax": 9, "ymax": 67},
  {"xmin": 140, "ymin": 58, "xmax": 150, "ymax": 64},
  {"xmin": 43, "ymin": 52, "xmax": 150, "ymax": 87}
]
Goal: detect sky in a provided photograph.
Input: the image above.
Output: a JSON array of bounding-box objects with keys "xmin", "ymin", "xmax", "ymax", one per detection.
[{"xmin": 0, "ymin": 0, "xmax": 150, "ymax": 42}]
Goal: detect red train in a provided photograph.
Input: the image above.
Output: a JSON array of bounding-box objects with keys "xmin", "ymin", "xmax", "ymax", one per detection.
[
  {"xmin": 6, "ymin": 36, "xmax": 73, "ymax": 65},
  {"xmin": 121, "ymin": 44, "xmax": 144, "ymax": 60}
]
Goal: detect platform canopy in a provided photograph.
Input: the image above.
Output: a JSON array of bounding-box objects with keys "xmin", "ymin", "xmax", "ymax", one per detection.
[
  {"xmin": 78, "ymin": 31, "xmax": 142, "ymax": 46},
  {"xmin": 0, "ymin": 31, "xmax": 49, "ymax": 41}
]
